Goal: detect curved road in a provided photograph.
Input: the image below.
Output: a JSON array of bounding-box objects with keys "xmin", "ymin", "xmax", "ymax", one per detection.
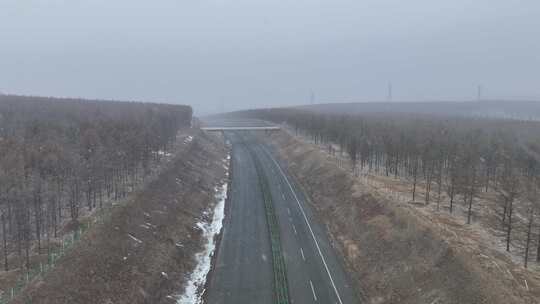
[{"xmin": 207, "ymin": 132, "xmax": 359, "ymax": 304}]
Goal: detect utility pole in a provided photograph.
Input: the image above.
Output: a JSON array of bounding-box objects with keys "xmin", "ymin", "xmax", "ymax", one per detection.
[
  {"xmin": 387, "ymin": 82, "xmax": 393, "ymax": 102},
  {"xmin": 477, "ymin": 85, "xmax": 483, "ymax": 101},
  {"xmin": 310, "ymin": 91, "xmax": 315, "ymax": 105}
]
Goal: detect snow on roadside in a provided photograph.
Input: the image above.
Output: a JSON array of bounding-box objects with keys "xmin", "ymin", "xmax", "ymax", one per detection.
[
  {"xmin": 175, "ymin": 154, "xmax": 229, "ymax": 304},
  {"xmin": 128, "ymin": 233, "xmax": 143, "ymax": 244},
  {"xmin": 157, "ymin": 150, "xmax": 173, "ymax": 157}
]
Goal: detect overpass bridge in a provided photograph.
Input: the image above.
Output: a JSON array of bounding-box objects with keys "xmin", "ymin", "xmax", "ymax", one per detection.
[
  {"xmin": 201, "ymin": 126, "xmax": 280, "ymax": 131},
  {"xmin": 199, "ymin": 118, "xmax": 280, "ymax": 131}
]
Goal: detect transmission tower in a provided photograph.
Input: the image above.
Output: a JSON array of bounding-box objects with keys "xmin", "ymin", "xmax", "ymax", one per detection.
[{"xmin": 477, "ymin": 85, "xmax": 483, "ymax": 101}]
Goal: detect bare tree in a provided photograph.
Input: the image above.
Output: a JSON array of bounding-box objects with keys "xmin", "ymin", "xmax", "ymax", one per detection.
[{"xmin": 495, "ymin": 148, "xmax": 521, "ymax": 251}]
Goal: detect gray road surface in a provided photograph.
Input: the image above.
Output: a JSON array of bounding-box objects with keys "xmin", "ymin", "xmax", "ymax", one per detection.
[{"xmin": 206, "ymin": 132, "xmax": 359, "ymax": 304}]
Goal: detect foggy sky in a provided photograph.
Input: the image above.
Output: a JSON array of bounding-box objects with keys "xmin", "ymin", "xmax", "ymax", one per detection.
[{"xmin": 1, "ymin": 0, "xmax": 539, "ymax": 115}]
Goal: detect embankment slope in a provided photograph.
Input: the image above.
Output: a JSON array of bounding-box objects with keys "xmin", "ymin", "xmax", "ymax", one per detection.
[
  {"xmin": 265, "ymin": 131, "xmax": 536, "ymax": 304},
  {"xmin": 13, "ymin": 131, "xmax": 228, "ymax": 304}
]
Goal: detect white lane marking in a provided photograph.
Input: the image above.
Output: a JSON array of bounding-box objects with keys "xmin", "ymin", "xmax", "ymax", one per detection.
[
  {"xmin": 282, "ymin": 193, "xmax": 286, "ymax": 200},
  {"xmin": 300, "ymin": 247, "xmax": 306, "ymax": 261},
  {"xmin": 287, "ymin": 208, "xmax": 291, "ymax": 215},
  {"xmin": 292, "ymin": 224, "xmax": 298, "ymax": 235},
  {"xmin": 310, "ymin": 280, "xmax": 318, "ymax": 301},
  {"xmin": 263, "ymin": 147, "xmax": 345, "ymax": 304}
]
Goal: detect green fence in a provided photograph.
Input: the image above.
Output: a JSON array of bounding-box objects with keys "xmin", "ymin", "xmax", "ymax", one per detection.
[{"xmin": 0, "ymin": 222, "xmax": 91, "ymax": 304}]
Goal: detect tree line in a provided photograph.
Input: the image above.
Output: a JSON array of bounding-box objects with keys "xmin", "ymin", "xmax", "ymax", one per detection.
[
  {"xmin": 0, "ymin": 95, "xmax": 192, "ymax": 271},
  {"xmin": 233, "ymin": 108, "xmax": 540, "ymax": 268}
]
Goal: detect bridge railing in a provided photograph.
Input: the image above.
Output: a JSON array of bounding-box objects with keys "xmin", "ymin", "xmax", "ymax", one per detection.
[{"xmin": 201, "ymin": 126, "xmax": 281, "ymax": 131}]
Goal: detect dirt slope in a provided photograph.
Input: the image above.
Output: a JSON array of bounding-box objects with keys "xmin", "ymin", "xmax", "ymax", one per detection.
[
  {"xmin": 264, "ymin": 131, "xmax": 538, "ymax": 304},
  {"xmin": 12, "ymin": 130, "xmax": 228, "ymax": 304}
]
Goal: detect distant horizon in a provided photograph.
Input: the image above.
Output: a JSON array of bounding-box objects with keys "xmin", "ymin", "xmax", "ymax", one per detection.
[
  {"xmin": 2, "ymin": 1, "xmax": 540, "ymax": 116},
  {"xmin": 3, "ymin": 91, "xmax": 540, "ymax": 116}
]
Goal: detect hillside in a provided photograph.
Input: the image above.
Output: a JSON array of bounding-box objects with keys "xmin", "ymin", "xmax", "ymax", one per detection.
[
  {"xmin": 262, "ymin": 130, "xmax": 539, "ymax": 303},
  {"xmin": 231, "ymin": 107, "xmax": 540, "ymax": 303},
  {"xmin": 10, "ymin": 130, "xmax": 228, "ymax": 303},
  {"xmin": 296, "ymin": 100, "xmax": 540, "ymax": 120},
  {"xmin": 0, "ymin": 95, "xmax": 196, "ymax": 302}
]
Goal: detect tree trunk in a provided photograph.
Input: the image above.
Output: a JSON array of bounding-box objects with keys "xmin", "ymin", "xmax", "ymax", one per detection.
[
  {"xmin": 34, "ymin": 192, "xmax": 42, "ymax": 254},
  {"xmin": 449, "ymin": 184, "xmax": 454, "ymax": 214},
  {"xmin": 524, "ymin": 209, "xmax": 533, "ymax": 268},
  {"xmin": 467, "ymin": 168, "xmax": 476, "ymax": 224},
  {"xmin": 25, "ymin": 207, "xmax": 30, "ymax": 269},
  {"xmin": 485, "ymin": 168, "xmax": 490, "ymax": 192},
  {"xmin": 425, "ymin": 168, "xmax": 433, "ymax": 205},
  {"xmin": 502, "ymin": 202, "xmax": 508, "ymax": 225},
  {"xmin": 506, "ymin": 200, "xmax": 513, "ymax": 251},
  {"xmin": 412, "ymin": 160, "xmax": 418, "ymax": 201},
  {"xmin": 2, "ymin": 212, "xmax": 8, "ymax": 271},
  {"xmin": 536, "ymin": 225, "xmax": 540, "ymax": 262},
  {"xmin": 436, "ymin": 163, "xmax": 443, "ymax": 211},
  {"xmin": 394, "ymin": 154, "xmax": 399, "ymax": 179}
]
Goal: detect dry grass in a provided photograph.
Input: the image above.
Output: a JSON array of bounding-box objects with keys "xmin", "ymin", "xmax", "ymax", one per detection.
[
  {"xmin": 267, "ymin": 130, "xmax": 540, "ymax": 304},
  {"xmin": 8, "ymin": 130, "xmax": 228, "ymax": 304}
]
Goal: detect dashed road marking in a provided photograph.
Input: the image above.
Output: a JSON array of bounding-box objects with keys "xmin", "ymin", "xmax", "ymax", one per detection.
[
  {"xmin": 310, "ymin": 280, "xmax": 318, "ymax": 301},
  {"xmin": 292, "ymin": 224, "xmax": 297, "ymax": 235},
  {"xmin": 300, "ymin": 247, "xmax": 306, "ymax": 261},
  {"xmin": 263, "ymin": 146, "xmax": 345, "ymax": 304}
]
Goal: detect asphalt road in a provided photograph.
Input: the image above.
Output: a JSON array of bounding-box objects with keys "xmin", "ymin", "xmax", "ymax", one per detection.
[
  {"xmin": 206, "ymin": 133, "xmax": 274, "ymax": 304},
  {"xmin": 207, "ymin": 132, "xmax": 359, "ymax": 304}
]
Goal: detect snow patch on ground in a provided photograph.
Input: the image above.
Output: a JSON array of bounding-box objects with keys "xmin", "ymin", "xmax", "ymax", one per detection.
[
  {"xmin": 175, "ymin": 154, "xmax": 230, "ymax": 304},
  {"xmin": 156, "ymin": 150, "xmax": 173, "ymax": 157},
  {"xmin": 128, "ymin": 234, "xmax": 143, "ymax": 244}
]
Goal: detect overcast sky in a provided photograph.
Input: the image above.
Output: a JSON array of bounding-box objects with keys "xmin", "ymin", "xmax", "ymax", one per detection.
[{"xmin": 1, "ymin": 1, "xmax": 539, "ymax": 115}]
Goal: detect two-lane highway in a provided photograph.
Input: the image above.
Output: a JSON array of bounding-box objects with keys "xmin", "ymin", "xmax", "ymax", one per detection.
[
  {"xmin": 252, "ymin": 142, "xmax": 358, "ymax": 304},
  {"xmin": 206, "ymin": 132, "xmax": 358, "ymax": 304}
]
